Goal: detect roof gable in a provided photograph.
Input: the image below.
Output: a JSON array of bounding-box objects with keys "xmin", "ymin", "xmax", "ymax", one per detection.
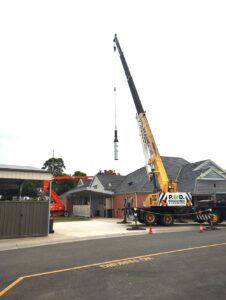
[
  {"xmin": 193, "ymin": 159, "xmax": 224, "ymax": 172},
  {"xmin": 90, "ymin": 177, "xmax": 105, "ymax": 191},
  {"xmin": 178, "ymin": 160, "xmax": 226, "ymax": 193},
  {"xmin": 197, "ymin": 168, "xmax": 226, "ymax": 180}
]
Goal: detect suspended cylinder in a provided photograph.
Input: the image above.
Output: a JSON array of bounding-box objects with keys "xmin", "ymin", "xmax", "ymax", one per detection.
[{"xmin": 114, "ymin": 129, "xmax": 119, "ymax": 160}]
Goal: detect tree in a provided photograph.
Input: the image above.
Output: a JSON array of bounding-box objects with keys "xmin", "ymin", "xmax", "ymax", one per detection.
[
  {"xmin": 42, "ymin": 157, "xmax": 89, "ymax": 195},
  {"xmin": 0, "ymin": 180, "xmax": 42, "ymax": 200},
  {"xmin": 97, "ymin": 170, "xmax": 119, "ymax": 175},
  {"xmin": 42, "ymin": 157, "xmax": 66, "ymax": 176},
  {"xmin": 21, "ymin": 181, "xmax": 42, "ymax": 198}
]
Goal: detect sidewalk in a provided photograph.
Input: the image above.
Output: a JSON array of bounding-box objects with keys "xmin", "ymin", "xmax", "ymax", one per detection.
[{"xmin": 0, "ymin": 218, "xmax": 204, "ymax": 251}]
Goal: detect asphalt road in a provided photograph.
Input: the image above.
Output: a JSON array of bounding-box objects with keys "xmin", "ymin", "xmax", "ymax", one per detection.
[{"xmin": 1, "ymin": 228, "xmax": 226, "ymax": 299}]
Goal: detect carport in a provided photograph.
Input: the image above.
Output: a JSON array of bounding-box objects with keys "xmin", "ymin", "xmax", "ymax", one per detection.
[
  {"xmin": 0, "ymin": 164, "xmax": 53, "ymax": 238},
  {"xmin": 0, "ymin": 164, "xmax": 52, "ymax": 199}
]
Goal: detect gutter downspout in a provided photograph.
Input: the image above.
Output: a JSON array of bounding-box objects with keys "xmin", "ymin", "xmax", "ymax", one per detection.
[
  {"xmin": 135, "ymin": 192, "xmax": 138, "ymax": 208},
  {"xmin": 89, "ymin": 191, "xmax": 92, "ymax": 218}
]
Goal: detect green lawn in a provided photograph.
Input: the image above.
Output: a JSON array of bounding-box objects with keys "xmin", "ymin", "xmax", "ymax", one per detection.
[{"xmin": 53, "ymin": 216, "xmax": 90, "ymax": 222}]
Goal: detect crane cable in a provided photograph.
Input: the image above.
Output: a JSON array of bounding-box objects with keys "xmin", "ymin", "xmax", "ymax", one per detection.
[
  {"xmin": 113, "ymin": 42, "xmax": 117, "ymax": 131},
  {"xmin": 113, "ymin": 40, "xmax": 119, "ymax": 160},
  {"xmin": 114, "ymin": 87, "xmax": 117, "ymax": 131}
]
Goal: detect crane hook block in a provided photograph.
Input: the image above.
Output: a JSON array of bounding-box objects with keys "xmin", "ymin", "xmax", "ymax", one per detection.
[{"xmin": 114, "ymin": 129, "xmax": 119, "ymax": 160}]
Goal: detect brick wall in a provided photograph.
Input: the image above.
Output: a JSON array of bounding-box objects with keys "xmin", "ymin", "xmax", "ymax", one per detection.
[{"xmin": 112, "ymin": 192, "xmax": 149, "ymax": 218}]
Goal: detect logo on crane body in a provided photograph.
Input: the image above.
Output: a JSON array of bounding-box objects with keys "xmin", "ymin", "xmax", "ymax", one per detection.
[{"xmin": 158, "ymin": 192, "xmax": 192, "ymax": 206}]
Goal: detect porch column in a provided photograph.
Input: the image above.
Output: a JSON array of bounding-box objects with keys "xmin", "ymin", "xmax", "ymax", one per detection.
[
  {"xmin": 89, "ymin": 191, "xmax": 92, "ymax": 217},
  {"xmin": 19, "ymin": 181, "xmax": 25, "ymax": 200}
]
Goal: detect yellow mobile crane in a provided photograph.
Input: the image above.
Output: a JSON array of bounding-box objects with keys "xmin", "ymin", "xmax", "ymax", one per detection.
[
  {"xmin": 114, "ymin": 34, "xmax": 226, "ymax": 226},
  {"xmin": 114, "ymin": 34, "xmax": 194, "ymax": 226}
]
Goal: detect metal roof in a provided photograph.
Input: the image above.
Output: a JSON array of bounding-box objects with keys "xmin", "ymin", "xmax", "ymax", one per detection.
[
  {"xmin": 0, "ymin": 164, "xmax": 52, "ymax": 181},
  {"xmin": 0, "ymin": 164, "xmax": 48, "ymax": 172}
]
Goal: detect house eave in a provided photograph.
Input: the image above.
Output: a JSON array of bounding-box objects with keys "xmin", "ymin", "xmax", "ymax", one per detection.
[{"xmin": 64, "ymin": 187, "xmax": 113, "ymax": 197}]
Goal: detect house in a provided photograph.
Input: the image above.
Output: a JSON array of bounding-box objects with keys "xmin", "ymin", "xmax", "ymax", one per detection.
[
  {"xmin": 60, "ymin": 157, "xmax": 226, "ymax": 218},
  {"xmin": 60, "ymin": 176, "xmax": 125, "ymax": 217},
  {"xmin": 177, "ymin": 159, "xmax": 226, "ymax": 203}
]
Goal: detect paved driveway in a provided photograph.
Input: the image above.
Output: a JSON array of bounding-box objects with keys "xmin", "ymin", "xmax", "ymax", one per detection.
[{"xmin": 0, "ymin": 218, "xmax": 224, "ymax": 251}]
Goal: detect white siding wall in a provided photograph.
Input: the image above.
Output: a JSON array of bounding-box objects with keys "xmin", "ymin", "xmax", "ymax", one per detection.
[
  {"xmin": 73, "ymin": 205, "xmax": 91, "ymax": 217},
  {"xmin": 90, "ymin": 177, "xmax": 105, "ymax": 192}
]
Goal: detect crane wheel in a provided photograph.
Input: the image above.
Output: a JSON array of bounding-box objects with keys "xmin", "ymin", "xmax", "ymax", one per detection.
[
  {"xmin": 144, "ymin": 212, "xmax": 156, "ymax": 226},
  {"xmin": 160, "ymin": 214, "xmax": 174, "ymax": 226},
  {"xmin": 209, "ymin": 212, "xmax": 222, "ymax": 225}
]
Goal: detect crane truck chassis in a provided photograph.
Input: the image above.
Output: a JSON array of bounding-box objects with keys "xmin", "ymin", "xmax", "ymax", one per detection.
[
  {"xmin": 114, "ymin": 34, "xmax": 226, "ymax": 226},
  {"xmin": 136, "ymin": 198, "xmax": 226, "ymax": 226}
]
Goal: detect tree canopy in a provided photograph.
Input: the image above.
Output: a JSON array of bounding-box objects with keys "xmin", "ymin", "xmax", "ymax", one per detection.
[
  {"xmin": 42, "ymin": 157, "xmax": 66, "ymax": 176},
  {"xmin": 41, "ymin": 157, "xmax": 90, "ymax": 194},
  {"xmin": 53, "ymin": 170, "xmax": 87, "ymax": 195},
  {"xmin": 97, "ymin": 170, "xmax": 120, "ymax": 175}
]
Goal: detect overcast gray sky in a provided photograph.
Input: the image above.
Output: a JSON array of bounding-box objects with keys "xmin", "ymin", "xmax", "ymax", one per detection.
[{"xmin": 0, "ymin": 0, "xmax": 226, "ymax": 175}]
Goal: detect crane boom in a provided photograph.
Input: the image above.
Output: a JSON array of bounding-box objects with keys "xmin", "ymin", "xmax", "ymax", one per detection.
[
  {"xmin": 114, "ymin": 35, "xmax": 200, "ymax": 225},
  {"xmin": 113, "ymin": 34, "xmax": 144, "ymax": 114},
  {"xmin": 113, "ymin": 34, "xmax": 177, "ymax": 195}
]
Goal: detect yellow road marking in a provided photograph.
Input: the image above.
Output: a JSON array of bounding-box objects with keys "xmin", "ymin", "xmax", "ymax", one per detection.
[
  {"xmin": 1, "ymin": 242, "xmax": 226, "ymax": 297},
  {"xmin": 0, "ymin": 277, "xmax": 24, "ymax": 297}
]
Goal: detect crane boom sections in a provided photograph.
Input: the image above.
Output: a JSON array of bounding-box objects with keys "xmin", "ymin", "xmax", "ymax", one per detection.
[
  {"xmin": 113, "ymin": 34, "xmax": 144, "ymax": 114},
  {"xmin": 136, "ymin": 114, "xmax": 169, "ymax": 193},
  {"xmin": 113, "ymin": 34, "xmax": 176, "ymax": 193}
]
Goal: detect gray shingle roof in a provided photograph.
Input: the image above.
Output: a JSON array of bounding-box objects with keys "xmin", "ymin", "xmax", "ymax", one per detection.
[
  {"xmin": 61, "ymin": 157, "xmax": 226, "ymax": 196},
  {"xmin": 115, "ymin": 156, "xmax": 189, "ymax": 193},
  {"xmin": 161, "ymin": 156, "xmax": 189, "ymax": 180},
  {"xmin": 177, "ymin": 159, "xmax": 226, "ymax": 193},
  {"xmin": 79, "ymin": 179, "xmax": 92, "ymax": 188},
  {"xmin": 177, "ymin": 163, "xmax": 202, "ymax": 192},
  {"xmin": 115, "ymin": 167, "xmax": 151, "ymax": 193},
  {"xmin": 96, "ymin": 175, "xmax": 125, "ymax": 192}
]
